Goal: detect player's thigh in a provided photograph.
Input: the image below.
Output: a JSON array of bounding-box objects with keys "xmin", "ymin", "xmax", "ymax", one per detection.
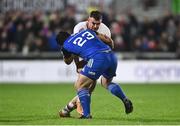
[
  {"xmin": 101, "ymin": 53, "xmax": 117, "ymax": 88},
  {"xmin": 89, "ymin": 80, "xmax": 97, "ymax": 93},
  {"xmin": 80, "ymin": 58, "xmax": 106, "ymax": 80},
  {"xmin": 102, "ymin": 64, "xmax": 117, "ymax": 83},
  {"xmin": 78, "ymin": 57, "xmax": 107, "ymax": 90},
  {"xmin": 75, "ymin": 73, "xmax": 94, "ymax": 90}
]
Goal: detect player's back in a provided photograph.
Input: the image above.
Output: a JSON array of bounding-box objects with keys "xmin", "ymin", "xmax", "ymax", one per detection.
[{"xmin": 63, "ymin": 29, "xmax": 111, "ymax": 60}]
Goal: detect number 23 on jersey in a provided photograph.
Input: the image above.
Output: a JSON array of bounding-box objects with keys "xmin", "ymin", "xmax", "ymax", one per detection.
[{"xmin": 73, "ymin": 31, "xmax": 95, "ymax": 47}]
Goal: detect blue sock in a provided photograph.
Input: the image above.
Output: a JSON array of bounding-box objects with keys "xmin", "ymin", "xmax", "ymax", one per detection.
[
  {"xmin": 77, "ymin": 89, "xmax": 90, "ymax": 117},
  {"xmin": 107, "ymin": 83, "xmax": 126, "ymax": 101}
]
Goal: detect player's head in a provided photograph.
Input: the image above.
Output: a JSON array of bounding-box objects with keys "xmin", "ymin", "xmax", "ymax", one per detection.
[
  {"xmin": 56, "ymin": 31, "xmax": 70, "ymax": 46},
  {"xmin": 87, "ymin": 10, "xmax": 102, "ymax": 31}
]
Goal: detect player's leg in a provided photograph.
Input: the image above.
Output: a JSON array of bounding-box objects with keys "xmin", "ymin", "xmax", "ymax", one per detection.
[
  {"xmin": 59, "ymin": 80, "xmax": 96, "ymax": 117},
  {"xmin": 101, "ymin": 76, "xmax": 133, "ymax": 114},
  {"xmin": 75, "ymin": 74, "xmax": 94, "ymax": 118},
  {"xmin": 59, "ymin": 96, "xmax": 78, "ymax": 117},
  {"xmin": 59, "ymin": 59, "xmax": 96, "ymax": 117},
  {"xmin": 76, "ymin": 57, "xmax": 104, "ymax": 119},
  {"xmin": 76, "ymin": 80, "xmax": 96, "ymax": 115},
  {"xmin": 101, "ymin": 77, "xmax": 126, "ymax": 100},
  {"xmin": 74, "ymin": 59, "xmax": 96, "ymax": 116},
  {"xmin": 101, "ymin": 52, "xmax": 133, "ymax": 114}
]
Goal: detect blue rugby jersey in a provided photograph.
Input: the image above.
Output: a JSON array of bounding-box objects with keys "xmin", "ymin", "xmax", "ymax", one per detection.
[{"xmin": 62, "ymin": 29, "xmax": 111, "ymax": 61}]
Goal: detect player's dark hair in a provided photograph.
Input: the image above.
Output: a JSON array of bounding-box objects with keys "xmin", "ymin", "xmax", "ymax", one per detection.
[
  {"xmin": 90, "ymin": 10, "xmax": 102, "ymax": 21},
  {"xmin": 56, "ymin": 31, "xmax": 70, "ymax": 45}
]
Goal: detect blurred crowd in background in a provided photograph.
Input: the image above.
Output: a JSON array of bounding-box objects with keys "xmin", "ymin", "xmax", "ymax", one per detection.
[{"xmin": 0, "ymin": 5, "xmax": 180, "ymax": 55}]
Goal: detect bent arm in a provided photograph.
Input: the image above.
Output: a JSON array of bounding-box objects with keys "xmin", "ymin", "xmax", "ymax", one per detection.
[
  {"xmin": 73, "ymin": 55, "xmax": 87, "ymax": 73},
  {"xmin": 61, "ymin": 48, "xmax": 73, "ymax": 65},
  {"xmin": 97, "ymin": 33, "xmax": 114, "ymax": 49}
]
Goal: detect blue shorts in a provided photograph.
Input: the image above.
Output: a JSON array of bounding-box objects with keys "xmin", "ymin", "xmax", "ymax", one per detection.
[{"xmin": 80, "ymin": 52, "xmax": 117, "ymax": 80}]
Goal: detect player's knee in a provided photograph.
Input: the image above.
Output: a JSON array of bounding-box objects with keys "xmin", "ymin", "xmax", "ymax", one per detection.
[
  {"xmin": 101, "ymin": 77, "xmax": 113, "ymax": 89},
  {"xmin": 75, "ymin": 82, "xmax": 89, "ymax": 90},
  {"xmin": 75, "ymin": 74, "xmax": 94, "ymax": 90},
  {"xmin": 101, "ymin": 82, "xmax": 108, "ymax": 89}
]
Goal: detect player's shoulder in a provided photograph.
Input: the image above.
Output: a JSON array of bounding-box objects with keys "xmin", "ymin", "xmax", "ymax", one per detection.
[
  {"xmin": 99, "ymin": 22, "xmax": 110, "ymax": 30},
  {"xmin": 98, "ymin": 23, "xmax": 111, "ymax": 37},
  {"xmin": 73, "ymin": 21, "xmax": 87, "ymax": 34}
]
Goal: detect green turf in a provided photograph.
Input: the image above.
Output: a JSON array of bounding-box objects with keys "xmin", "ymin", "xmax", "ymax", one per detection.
[{"xmin": 0, "ymin": 83, "xmax": 180, "ymax": 125}]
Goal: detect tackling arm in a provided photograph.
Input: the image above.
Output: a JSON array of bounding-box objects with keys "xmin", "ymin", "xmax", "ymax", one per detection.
[
  {"xmin": 61, "ymin": 48, "xmax": 73, "ymax": 65},
  {"xmin": 73, "ymin": 55, "xmax": 87, "ymax": 73},
  {"xmin": 63, "ymin": 55, "xmax": 73, "ymax": 65},
  {"xmin": 63, "ymin": 52, "xmax": 86, "ymax": 72},
  {"xmin": 96, "ymin": 32, "xmax": 114, "ymax": 49}
]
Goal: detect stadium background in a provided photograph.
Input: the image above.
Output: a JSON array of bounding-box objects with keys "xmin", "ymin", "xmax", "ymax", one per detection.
[{"xmin": 0, "ymin": 0, "xmax": 180, "ymax": 125}]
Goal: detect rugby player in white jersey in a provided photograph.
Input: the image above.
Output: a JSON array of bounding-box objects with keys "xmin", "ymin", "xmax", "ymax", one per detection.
[{"xmin": 59, "ymin": 11, "xmax": 133, "ymax": 117}]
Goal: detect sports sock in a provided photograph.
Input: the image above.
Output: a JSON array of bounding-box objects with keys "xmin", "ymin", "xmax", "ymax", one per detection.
[
  {"xmin": 77, "ymin": 89, "xmax": 90, "ymax": 117},
  {"xmin": 107, "ymin": 83, "xmax": 126, "ymax": 101},
  {"xmin": 63, "ymin": 102, "xmax": 76, "ymax": 113}
]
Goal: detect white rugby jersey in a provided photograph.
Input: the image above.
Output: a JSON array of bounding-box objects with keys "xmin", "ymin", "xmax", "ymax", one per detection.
[{"xmin": 73, "ymin": 21, "xmax": 111, "ymax": 38}]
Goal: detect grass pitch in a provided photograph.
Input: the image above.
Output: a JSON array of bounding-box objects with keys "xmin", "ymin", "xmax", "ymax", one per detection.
[{"xmin": 0, "ymin": 83, "xmax": 180, "ymax": 125}]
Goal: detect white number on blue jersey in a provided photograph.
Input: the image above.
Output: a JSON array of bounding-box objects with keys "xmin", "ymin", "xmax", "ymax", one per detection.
[
  {"xmin": 82, "ymin": 31, "xmax": 94, "ymax": 40},
  {"xmin": 73, "ymin": 31, "xmax": 94, "ymax": 47}
]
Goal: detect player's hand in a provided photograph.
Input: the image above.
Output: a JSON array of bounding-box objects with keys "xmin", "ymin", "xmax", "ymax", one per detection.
[
  {"xmin": 63, "ymin": 55, "xmax": 73, "ymax": 65},
  {"xmin": 75, "ymin": 60, "xmax": 87, "ymax": 73}
]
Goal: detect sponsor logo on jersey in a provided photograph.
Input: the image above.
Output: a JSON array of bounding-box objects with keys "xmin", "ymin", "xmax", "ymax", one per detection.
[{"xmin": 88, "ymin": 71, "xmax": 96, "ymax": 75}]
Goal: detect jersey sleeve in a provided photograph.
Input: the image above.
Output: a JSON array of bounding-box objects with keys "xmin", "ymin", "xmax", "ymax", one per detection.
[
  {"xmin": 98, "ymin": 23, "xmax": 111, "ymax": 38},
  {"xmin": 73, "ymin": 22, "xmax": 87, "ymax": 34},
  {"xmin": 73, "ymin": 23, "xmax": 83, "ymax": 34},
  {"xmin": 73, "ymin": 24, "xmax": 79, "ymax": 34},
  {"xmin": 104, "ymin": 27, "xmax": 111, "ymax": 38}
]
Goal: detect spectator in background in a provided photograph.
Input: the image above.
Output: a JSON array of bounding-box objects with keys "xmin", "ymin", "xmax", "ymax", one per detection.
[
  {"xmin": 47, "ymin": 30, "xmax": 60, "ymax": 51},
  {"xmin": 32, "ymin": 11, "xmax": 44, "ymax": 36},
  {"xmin": 22, "ymin": 32, "xmax": 35, "ymax": 55},
  {"xmin": 14, "ymin": 23, "xmax": 26, "ymax": 52},
  {"xmin": 157, "ymin": 32, "xmax": 169, "ymax": 52},
  {"xmin": 49, "ymin": 11, "xmax": 61, "ymax": 32},
  {"xmin": 110, "ymin": 21, "xmax": 125, "ymax": 51},
  {"xmin": 0, "ymin": 31, "xmax": 8, "ymax": 52},
  {"xmin": 48, "ymin": 11, "xmax": 62, "ymax": 51},
  {"xmin": 175, "ymin": 24, "xmax": 180, "ymax": 58},
  {"xmin": 0, "ymin": 9, "xmax": 179, "ymax": 55},
  {"xmin": 60, "ymin": 5, "xmax": 76, "ymax": 33}
]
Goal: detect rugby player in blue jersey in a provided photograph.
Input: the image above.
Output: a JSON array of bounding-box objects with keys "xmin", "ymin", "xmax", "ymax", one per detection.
[
  {"xmin": 56, "ymin": 29, "xmax": 133, "ymax": 118},
  {"xmin": 59, "ymin": 10, "xmax": 113, "ymax": 117}
]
